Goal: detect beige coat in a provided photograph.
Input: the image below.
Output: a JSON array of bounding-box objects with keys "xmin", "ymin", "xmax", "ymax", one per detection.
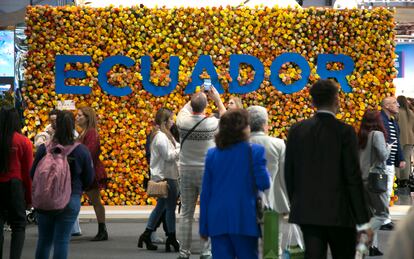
[
  {"xmin": 250, "ymin": 132, "xmax": 290, "ymax": 214},
  {"xmin": 397, "ymin": 107, "xmax": 414, "ymax": 146}
]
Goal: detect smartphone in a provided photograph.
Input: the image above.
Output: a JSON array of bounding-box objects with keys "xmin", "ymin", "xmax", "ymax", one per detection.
[
  {"xmin": 203, "ymin": 79, "xmax": 212, "ymax": 92},
  {"xmin": 388, "ymin": 140, "xmax": 397, "ymax": 147}
]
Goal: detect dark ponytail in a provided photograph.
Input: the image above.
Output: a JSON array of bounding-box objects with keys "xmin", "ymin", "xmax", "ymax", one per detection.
[{"xmin": 0, "ymin": 106, "xmax": 22, "ymax": 173}]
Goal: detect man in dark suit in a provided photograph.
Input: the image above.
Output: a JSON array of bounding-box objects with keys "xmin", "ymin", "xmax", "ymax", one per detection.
[{"xmin": 284, "ymin": 79, "xmax": 372, "ymax": 258}]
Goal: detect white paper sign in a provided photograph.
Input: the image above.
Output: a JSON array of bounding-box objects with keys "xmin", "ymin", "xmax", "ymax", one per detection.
[{"xmin": 57, "ymin": 100, "xmax": 76, "ymax": 110}]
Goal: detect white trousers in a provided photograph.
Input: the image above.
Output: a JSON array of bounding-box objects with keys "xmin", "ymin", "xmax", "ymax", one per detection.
[
  {"xmin": 383, "ymin": 165, "xmax": 395, "ymax": 224},
  {"xmin": 178, "ymin": 167, "xmax": 211, "ymax": 258}
]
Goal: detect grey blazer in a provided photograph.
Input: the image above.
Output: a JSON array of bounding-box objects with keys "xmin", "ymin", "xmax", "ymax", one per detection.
[
  {"xmin": 359, "ymin": 131, "xmax": 391, "ymax": 181},
  {"xmin": 250, "ymin": 132, "xmax": 290, "ymax": 214}
]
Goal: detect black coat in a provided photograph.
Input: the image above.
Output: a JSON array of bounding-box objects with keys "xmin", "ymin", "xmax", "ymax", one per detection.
[{"xmin": 285, "ymin": 112, "xmax": 370, "ymax": 227}]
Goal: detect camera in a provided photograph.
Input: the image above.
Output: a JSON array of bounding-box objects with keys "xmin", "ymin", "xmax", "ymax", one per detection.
[{"xmin": 203, "ymin": 79, "xmax": 212, "ymax": 92}]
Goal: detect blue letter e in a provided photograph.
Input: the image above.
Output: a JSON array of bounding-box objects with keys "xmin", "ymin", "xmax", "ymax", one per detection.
[{"xmin": 55, "ymin": 55, "xmax": 92, "ymax": 94}]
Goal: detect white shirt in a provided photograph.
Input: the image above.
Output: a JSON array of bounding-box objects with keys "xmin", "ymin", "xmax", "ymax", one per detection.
[{"xmin": 150, "ymin": 131, "xmax": 180, "ymax": 180}]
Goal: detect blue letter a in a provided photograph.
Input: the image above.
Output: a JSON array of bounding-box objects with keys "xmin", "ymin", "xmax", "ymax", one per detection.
[{"xmin": 185, "ymin": 55, "xmax": 224, "ymax": 94}]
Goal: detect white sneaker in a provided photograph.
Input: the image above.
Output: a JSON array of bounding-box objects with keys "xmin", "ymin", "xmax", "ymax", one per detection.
[
  {"xmin": 4, "ymin": 225, "xmax": 11, "ymax": 232},
  {"xmin": 150, "ymin": 232, "xmax": 165, "ymax": 244}
]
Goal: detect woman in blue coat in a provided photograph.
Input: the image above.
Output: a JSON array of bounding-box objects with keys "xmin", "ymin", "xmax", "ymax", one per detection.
[{"xmin": 199, "ymin": 109, "xmax": 270, "ymax": 259}]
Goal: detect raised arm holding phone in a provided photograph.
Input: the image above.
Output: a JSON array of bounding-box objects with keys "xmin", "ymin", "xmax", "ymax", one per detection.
[{"xmin": 175, "ymin": 85, "xmax": 225, "ymax": 259}]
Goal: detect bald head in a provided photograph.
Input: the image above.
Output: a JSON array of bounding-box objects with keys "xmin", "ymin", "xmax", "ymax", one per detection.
[
  {"xmin": 381, "ymin": 97, "xmax": 395, "ymax": 107},
  {"xmin": 381, "ymin": 96, "xmax": 399, "ymax": 116},
  {"xmin": 191, "ymin": 92, "xmax": 207, "ymax": 113}
]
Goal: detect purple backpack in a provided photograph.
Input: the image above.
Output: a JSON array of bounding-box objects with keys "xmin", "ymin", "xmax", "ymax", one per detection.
[{"xmin": 32, "ymin": 142, "xmax": 80, "ymax": 211}]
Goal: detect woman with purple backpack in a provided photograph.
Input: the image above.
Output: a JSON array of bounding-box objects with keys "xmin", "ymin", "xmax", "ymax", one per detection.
[
  {"xmin": 0, "ymin": 106, "xmax": 33, "ymax": 259},
  {"xmin": 31, "ymin": 110, "xmax": 94, "ymax": 259}
]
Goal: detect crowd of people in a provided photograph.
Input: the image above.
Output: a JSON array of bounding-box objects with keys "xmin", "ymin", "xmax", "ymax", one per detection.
[
  {"xmin": 1, "ymin": 79, "xmax": 414, "ymax": 258},
  {"xmin": 0, "ymin": 106, "xmax": 108, "ymax": 259},
  {"xmin": 140, "ymin": 80, "xmax": 414, "ymax": 259}
]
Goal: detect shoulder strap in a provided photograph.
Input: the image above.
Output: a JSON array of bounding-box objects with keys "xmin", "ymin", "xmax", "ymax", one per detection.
[
  {"xmin": 44, "ymin": 141, "xmax": 53, "ymax": 153},
  {"xmin": 64, "ymin": 142, "xmax": 81, "ymax": 156},
  {"xmin": 46, "ymin": 141, "xmax": 63, "ymax": 154},
  {"xmin": 180, "ymin": 117, "xmax": 208, "ymax": 148},
  {"xmin": 369, "ymin": 132, "xmax": 375, "ymax": 167}
]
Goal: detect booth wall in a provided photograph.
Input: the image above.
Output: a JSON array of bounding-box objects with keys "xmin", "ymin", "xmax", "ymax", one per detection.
[{"xmin": 24, "ymin": 6, "xmax": 396, "ymax": 205}]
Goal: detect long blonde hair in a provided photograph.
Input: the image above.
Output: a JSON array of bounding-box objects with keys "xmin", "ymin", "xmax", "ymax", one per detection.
[
  {"xmin": 78, "ymin": 106, "xmax": 98, "ymax": 139},
  {"xmin": 150, "ymin": 107, "xmax": 175, "ymax": 147},
  {"xmin": 229, "ymin": 96, "xmax": 243, "ymax": 109}
]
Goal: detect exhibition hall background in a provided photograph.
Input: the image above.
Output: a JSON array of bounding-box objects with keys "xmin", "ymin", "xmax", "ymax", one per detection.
[{"xmin": 2, "ymin": 1, "xmax": 413, "ymax": 206}]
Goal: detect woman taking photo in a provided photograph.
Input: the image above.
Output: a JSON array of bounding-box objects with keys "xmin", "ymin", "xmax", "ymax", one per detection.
[
  {"xmin": 31, "ymin": 111, "xmax": 94, "ymax": 259},
  {"xmin": 200, "ymin": 109, "xmax": 270, "ymax": 259},
  {"xmin": 227, "ymin": 96, "xmax": 243, "ymax": 110},
  {"xmin": 138, "ymin": 107, "xmax": 180, "ymax": 252},
  {"xmin": 0, "ymin": 106, "xmax": 33, "ymax": 259},
  {"xmin": 358, "ymin": 109, "xmax": 391, "ymax": 256},
  {"xmin": 76, "ymin": 106, "xmax": 108, "ymax": 241}
]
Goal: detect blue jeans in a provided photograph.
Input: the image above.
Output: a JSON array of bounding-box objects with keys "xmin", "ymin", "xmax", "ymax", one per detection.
[
  {"xmin": 35, "ymin": 195, "xmax": 81, "ymax": 259},
  {"xmin": 147, "ymin": 179, "xmax": 178, "ymax": 233}
]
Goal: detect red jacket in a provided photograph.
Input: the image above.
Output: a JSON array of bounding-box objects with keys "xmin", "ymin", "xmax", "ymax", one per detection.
[
  {"xmin": 81, "ymin": 128, "xmax": 106, "ymax": 187},
  {"xmin": 0, "ymin": 133, "xmax": 33, "ymax": 204}
]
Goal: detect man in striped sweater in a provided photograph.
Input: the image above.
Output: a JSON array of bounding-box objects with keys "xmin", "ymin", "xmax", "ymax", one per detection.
[
  {"xmin": 380, "ymin": 96, "xmax": 406, "ymax": 230},
  {"xmin": 176, "ymin": 87, "xmax": 226, "ymax": 259}
]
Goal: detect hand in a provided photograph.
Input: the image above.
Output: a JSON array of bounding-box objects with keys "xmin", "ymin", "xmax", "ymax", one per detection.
[
  {"xmin": 200, "ymin": 235, "xmax": 208, "ymax": 241},
  {"xmin": 357, "ymin": 228, "xmax": 374, "ymax": 246},
  {"xmin": 387, "ymin": 140, "xmax": 397, "ymax": 149},
  {"xmin": 206, "ymin": 85, "xmax": 220, "ymax": 103},
  {"xmin": 206, "ymin": 86, "xmax": 226, "ymax": 116},
  {"xmin": 400, "ymin": 161, "xmax": 407, "ymax": 169}
]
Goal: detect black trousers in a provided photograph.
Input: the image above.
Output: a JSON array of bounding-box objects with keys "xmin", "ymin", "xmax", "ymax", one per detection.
[
  {"xmin": 0, "ymin": 179, "xmax": 27, "ymax": 259},
  {"xmin": 300, "ymin": 224, "xmax": 357, "ymax": 259}
]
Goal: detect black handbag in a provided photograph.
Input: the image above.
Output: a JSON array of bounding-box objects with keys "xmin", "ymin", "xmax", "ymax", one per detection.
[
  {"xmin": 367, "ymin": 172, "xmax": 387, "ymax": 193},
  {"xmin": 367, "ymin": 133, "xmax": 388, "ymax": 193}
]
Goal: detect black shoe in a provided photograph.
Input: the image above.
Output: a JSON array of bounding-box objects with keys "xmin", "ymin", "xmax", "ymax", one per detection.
[
  {"xmin": 398, "ymin": 179, "xmax": 408, "ymax": 189},
  {"xmin": 369, "ymin": 246, "xmax": 383, "ymax": 256},
  {"xmin": 165, "ymin": 232, "xmax": 180, "ymax": 252},
  {"xmin": 91, "ymin": 223, "xmax": 108, "ymax": 241},
  {"xmin": 380, "ymin": 222, "xmax": 395, "ymax": 231},
  {"xmin": 138, "ymin": 228, "xmax": 158, "ymax": 250}
]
